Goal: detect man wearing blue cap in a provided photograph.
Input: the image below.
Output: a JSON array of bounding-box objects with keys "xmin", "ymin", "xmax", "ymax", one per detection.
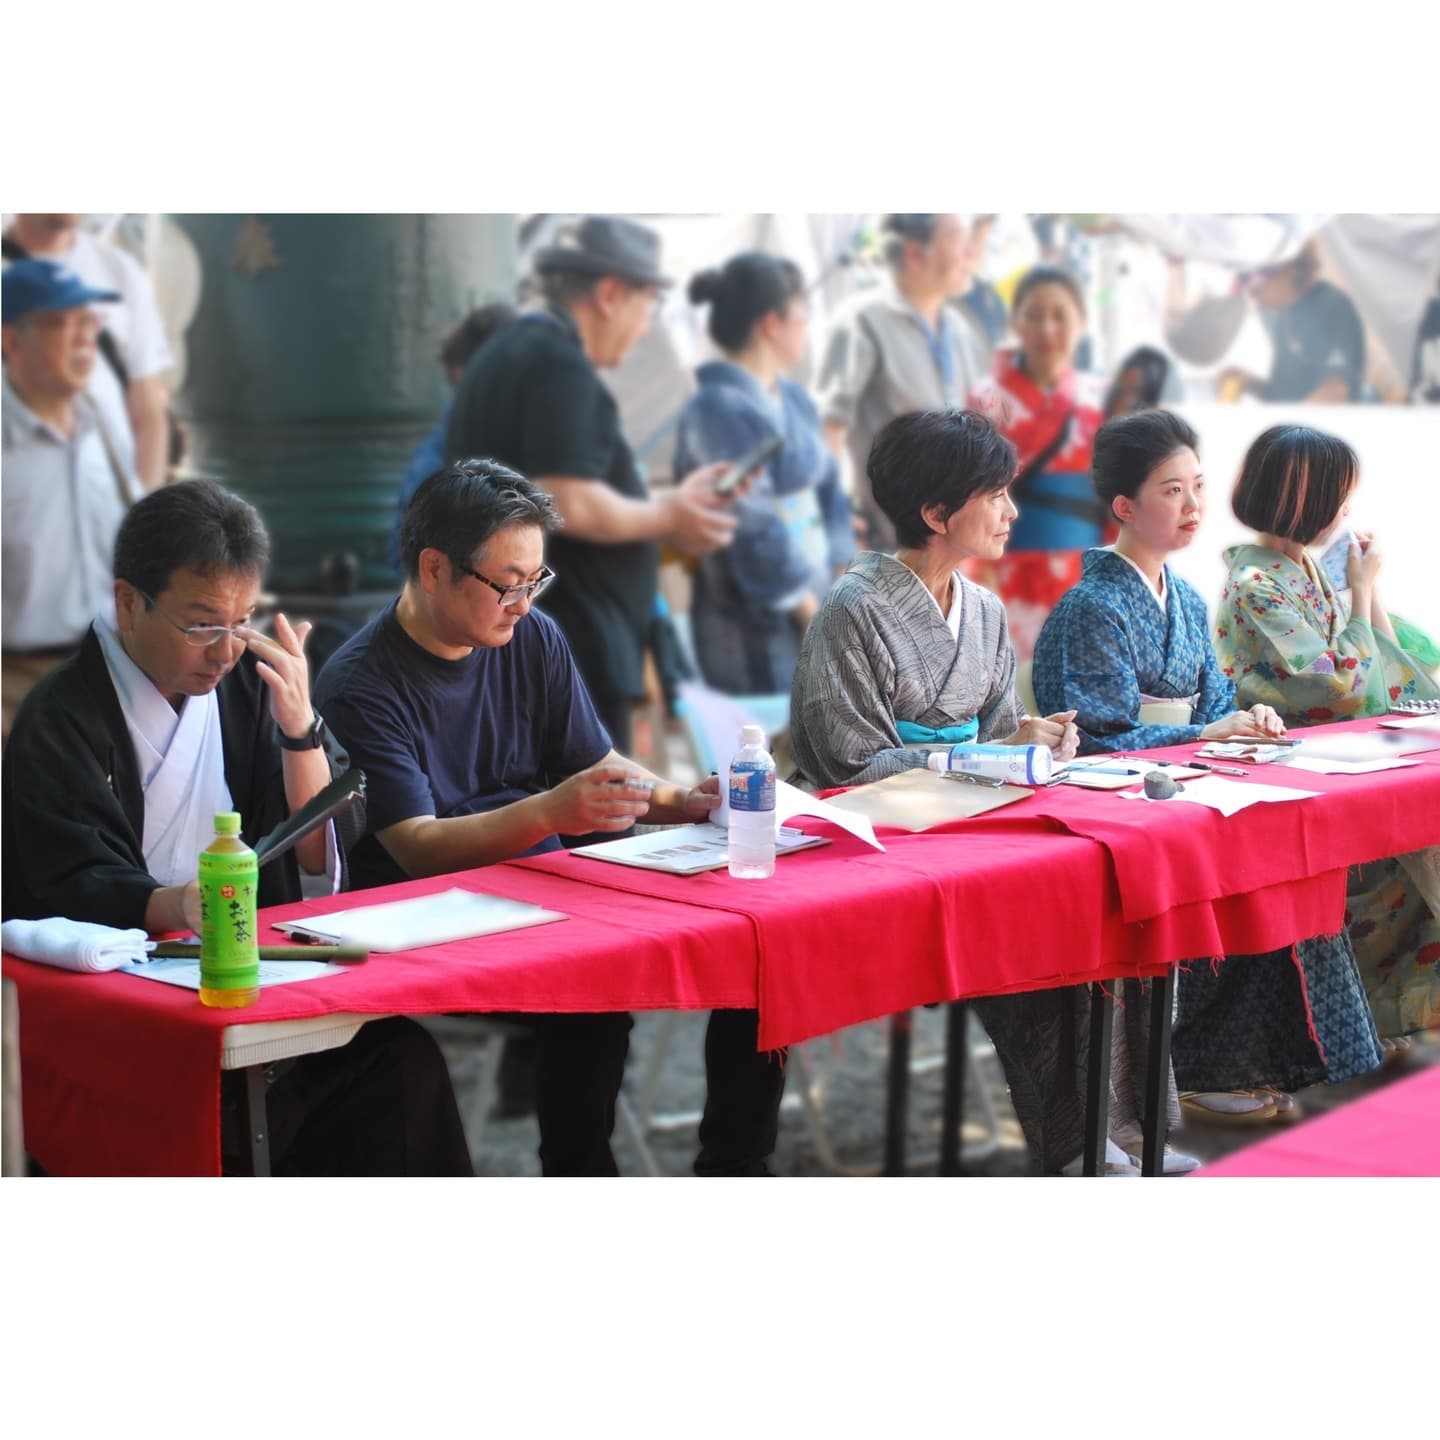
[{"xmin": 2, "ymin": 259, "xmax": 145, "ymax": 733}]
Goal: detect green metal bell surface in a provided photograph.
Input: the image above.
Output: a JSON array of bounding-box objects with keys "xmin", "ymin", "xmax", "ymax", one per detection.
[{"xmin": 170, "ymin": 214, "xmax": 517, "ymax": 595}]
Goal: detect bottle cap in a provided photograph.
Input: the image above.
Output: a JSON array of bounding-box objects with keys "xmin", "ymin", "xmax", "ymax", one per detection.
[
  {"xmin": 926, "ymin": 751, "xmax": 947, "ymax": 772},
  {"xmin": 740, "ymin": 723, "xmax": 765, "ymax": 746},
  {"xmin": 214, "ymin": 812, "xmax": 242, "ymax": 835}
]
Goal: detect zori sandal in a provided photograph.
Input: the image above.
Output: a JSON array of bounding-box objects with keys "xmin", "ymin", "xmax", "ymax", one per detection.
[{"xmin": 1179, "ymin": 1090, "xmax": 1279, "ymax": 1124}]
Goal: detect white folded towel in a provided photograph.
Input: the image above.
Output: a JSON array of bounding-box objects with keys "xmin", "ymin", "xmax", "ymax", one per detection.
[{"xmin": 1, "ymin": 917, "xmax": 151, "ymax": 973}]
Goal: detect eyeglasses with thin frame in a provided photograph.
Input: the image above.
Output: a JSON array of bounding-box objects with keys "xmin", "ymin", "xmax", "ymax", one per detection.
[
  {"xmin": 137, "ymin": 588, "xmax": 261, "ymax": 647},
  {"xmin": 462, "ymin": 563, "xmax": 557, "ymax": 609}
]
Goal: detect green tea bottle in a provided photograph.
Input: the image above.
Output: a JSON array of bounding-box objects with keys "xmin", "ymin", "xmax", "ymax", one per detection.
[{"xmin": 198, "ymin": 812, "xmax": 260, "ymax": 1009}]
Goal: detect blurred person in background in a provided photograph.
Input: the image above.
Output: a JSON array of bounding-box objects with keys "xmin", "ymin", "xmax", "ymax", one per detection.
[
  {"xmin": 3, "ymin": 214, "xmax": 173, "ymax": 492},
  {"xmin": 953, "ymin": 214, "xmax": 1008, "ymax": 354},
  {"xmin": 445, "ymin": 215, "xmax": 735, "ymax": 754},
  {"xmin": 2, "ymin": 260, "xmax": 144, "ymax": 735},
  {"xmin": 968, "ymin": 265, "xmax": 1105, "ymax": 660},
  {"xmin": 817, "ymin": 213, "xmax": 988, "ymax": 549},
  {"xmin": 390, "ymin": 302, "xmax": 517, "ymax": 575},
  {"xmin": 1217, "ymin": 424, "xmax": 1440, "ymax": 1042},
  {"xmin": 1217, "ymin": 242, "xmax": 1367, "ymax": 403},
  {"xmin": 673, "ymin": 253, "xmax": 854, "ymax": 695},
  {"xmin": 1102, "ymin": 344, "xmax": 1181, "ymax": 420},
  {"xmin": 1410, "ymin": 276, "xmax": 1440, "ymax": 403}
]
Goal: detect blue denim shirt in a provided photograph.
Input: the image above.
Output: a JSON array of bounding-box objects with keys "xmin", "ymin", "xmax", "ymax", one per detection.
[{"xmin": 674, "ymin": 362, "xmax": 853, "ymax": 617}]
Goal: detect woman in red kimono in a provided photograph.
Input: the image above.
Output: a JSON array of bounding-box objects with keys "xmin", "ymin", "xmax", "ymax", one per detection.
[{"xmin": 968, "ymin": 266, "xmax": 1105, "ymax": 659}]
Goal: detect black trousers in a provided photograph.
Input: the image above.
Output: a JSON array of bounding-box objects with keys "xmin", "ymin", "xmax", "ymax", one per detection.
[
  {"xmin": 696, "ymin": 1009, "xmax": 788, "ymax": 1177},
  {"xmin": 590, "ymin": 694, "xmax": 634, "ymax": 757},
  {"xmin": 220, "ymin": 1016, "xmax": 473, "ymax": 1176}
]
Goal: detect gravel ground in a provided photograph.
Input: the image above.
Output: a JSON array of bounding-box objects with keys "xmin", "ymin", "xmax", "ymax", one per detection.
[{"xmin": 419, "ymin": 1009, "xmax": 1440, "ymax": 1178}]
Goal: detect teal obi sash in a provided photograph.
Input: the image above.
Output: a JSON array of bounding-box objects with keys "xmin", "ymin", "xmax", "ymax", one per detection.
[{"xmin": 896, "ymin": 717, "xmax": 980, "ymax": 745}]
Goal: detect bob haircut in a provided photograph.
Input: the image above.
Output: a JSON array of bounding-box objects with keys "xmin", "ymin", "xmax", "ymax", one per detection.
[
  {"xmin": 868, "ymin": 409, "xmax": 1017, "ymax": 550},
  {"xmin": 1091, "ymin": 409, "xmax": 1200, "ymax": 522},
  {"xmin": 1230, "ymin": 424, "xmax": 1358, "ymax": 544},
  {"xmin": 400, "ymin": 457, "xmax": 560, "ymax": 581}
]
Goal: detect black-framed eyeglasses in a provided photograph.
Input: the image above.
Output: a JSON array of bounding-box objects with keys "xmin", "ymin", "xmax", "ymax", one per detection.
[
  {"xmin": 137, "ymin": 588, "xmax": 259, "ymax": 647},
  {"xmin": 463, "ymin": 563, "xmax": 557, "ymax": 609}
]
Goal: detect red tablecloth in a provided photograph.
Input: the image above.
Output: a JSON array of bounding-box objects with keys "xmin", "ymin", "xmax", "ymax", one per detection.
[
  {"xmin": 1199, "ymin": 1063, "xmax": 1440, "ymax": 1177},
  {"xmin": 3, "ymin": 865, "xmax": 757, "ymax": 1177},
  {"xmin": 915, "ymin": 717, "xmax": 1440, "ymax": 923},
  {"xmin": 517, "ymin": 839, "xmax": 1348, "ymax": 1051}
]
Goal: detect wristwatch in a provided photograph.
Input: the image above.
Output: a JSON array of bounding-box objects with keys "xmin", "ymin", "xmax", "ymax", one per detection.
[{"xmin": 278, "ymin": 710, "xmax": 326, "ymax": 752}]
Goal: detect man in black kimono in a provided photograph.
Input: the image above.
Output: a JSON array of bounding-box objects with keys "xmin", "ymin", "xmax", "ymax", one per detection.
[{"xmin": 2, "ymin": 480, "xmax": 471, "ymax": 1176}]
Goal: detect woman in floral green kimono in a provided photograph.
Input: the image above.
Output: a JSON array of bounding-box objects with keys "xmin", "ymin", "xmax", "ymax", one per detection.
[{"xmin": 1217, "ymin": 424, "xmax": 1440, "ymax": 1038}]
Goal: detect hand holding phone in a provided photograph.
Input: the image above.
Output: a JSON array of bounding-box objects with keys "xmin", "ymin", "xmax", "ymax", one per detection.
[{"xmin": 714, "ymin": 434, "xmax": 784, "ymax": 498}]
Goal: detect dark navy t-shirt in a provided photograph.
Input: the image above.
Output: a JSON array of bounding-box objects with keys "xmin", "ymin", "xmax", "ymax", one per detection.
[{"xmin": 314, "ymin": 601, "xmax": 612, "ymax": 891}]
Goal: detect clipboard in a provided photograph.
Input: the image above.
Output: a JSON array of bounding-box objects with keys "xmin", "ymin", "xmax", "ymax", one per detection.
[{"xmin": 823, "ymin": 768, "xmax": 1033, "ymax": 832}]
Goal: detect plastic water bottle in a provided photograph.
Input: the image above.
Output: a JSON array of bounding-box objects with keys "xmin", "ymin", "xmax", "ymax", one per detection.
[
  {"xmin": 926, "ymin": 742, "xmax": 1052, "ymax": 786},
  {"xmin": 728, "ymin": 723, "xmax": 776, "ymax": 879},
  {"xmin": 198, "ymin": 811, "xmax": 260, "ymax": 1008}
]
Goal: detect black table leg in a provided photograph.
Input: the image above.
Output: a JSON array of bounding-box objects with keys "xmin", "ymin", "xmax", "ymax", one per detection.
[
  {"xmin": 1141, "ymin": 969, "xmax": 1176, "ymax": 1177},
  {"xmin": 940, "ymin": 1001, "xmax": 968, "ymax": 1176},
  {"xmin": 239, "ymin": 1063, "xmax": 272, "ymax": 1177},
  {"xmin": 883, "ymin": 1011, "xmax": 913, "ymax": 1176},
  {"xmin": 1083, "ymin": 982, "xmax": 1115, "ymax": 1176}
]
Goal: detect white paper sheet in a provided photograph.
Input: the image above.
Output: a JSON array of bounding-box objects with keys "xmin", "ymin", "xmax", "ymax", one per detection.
[
  {"xmin": 573, "ymin": 823, "xmax": 828, "ymax": 875},
  {"xmin": 1286, "ymin": 755, "xmax": 1421, "ymax": 775},
  {"xmin": 1286, "ymin": 732, "xmax": 1440, "ymax": 763},
  {"xmin": 1118, "ymin": 774, "xmax": 1320, "ymax": 816},
  {"xmin": 120, "ymin": 957, "xmax": 344, "ymax": 989},
  {"xmin": 273, "ymin": 887, "xmax": 566, "ymax": 950}
]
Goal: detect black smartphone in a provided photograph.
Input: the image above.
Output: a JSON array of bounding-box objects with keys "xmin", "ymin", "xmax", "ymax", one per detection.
[{"xmin": 714, "ymin": 434, "xmax": 784, "ymax": 498}]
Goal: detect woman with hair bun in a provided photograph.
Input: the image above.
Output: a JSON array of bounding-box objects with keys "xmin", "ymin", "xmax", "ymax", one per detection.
[
  {"xmin": 673, "ymin": 252, "xmax": 854, "ymax": 695},
  {"xmin": 1219, "ymin": 423, "xmax": 1440, "ymax": 1039}
]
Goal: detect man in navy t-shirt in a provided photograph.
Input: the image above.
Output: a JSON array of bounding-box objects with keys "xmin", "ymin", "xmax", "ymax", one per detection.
[{"xmin": 315, "ymin": 460, "xmax": 787, "ymax": 1176}]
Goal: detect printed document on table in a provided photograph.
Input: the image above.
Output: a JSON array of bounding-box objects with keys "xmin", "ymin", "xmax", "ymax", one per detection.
[
  {"xmin": 121, "ymin": 958, "xmax": 344, "ymax": 989},
  {"xmin": 574, "ymin": 823, "xmax": 828, "ymax": 875},
  {"xmin": 274, "ymin": 887, "xmax": 566, "ymax": 950},
  {"xmin": 1119, "ymin": 774, "xmax": 1320, "ymax": 816}
]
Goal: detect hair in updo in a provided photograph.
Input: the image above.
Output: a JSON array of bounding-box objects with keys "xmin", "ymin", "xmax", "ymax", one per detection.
[
  {"xmin": 1091, "ymin": 409, "xmax": 1200, "ymax": 523},
  {"xmin": 687, "ymin": 252, "xmax": 805, "ymax": 352}
]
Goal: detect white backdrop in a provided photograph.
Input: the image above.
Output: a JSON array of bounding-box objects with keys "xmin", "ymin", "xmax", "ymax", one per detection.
[{"xmin": 1165, "ymin": 402, "xmax": 1440, "ymax": 635}]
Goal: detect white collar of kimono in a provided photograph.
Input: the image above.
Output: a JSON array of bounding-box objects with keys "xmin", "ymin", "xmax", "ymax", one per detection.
[
  {"xmin": 895, "ymin": 558, "xmax": 967, "ymax": 641},
  {"xmin": 94, "ymin": 615, "xmax": 234, "ymax": 887},
  {"xmin": 1107, "ymin": 545, "xmax": 1167, "ymax": 614}
]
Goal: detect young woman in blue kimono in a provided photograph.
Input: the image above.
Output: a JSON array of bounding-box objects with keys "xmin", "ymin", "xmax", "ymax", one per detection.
[
  {"xmin": 1218, "ymin": 424, "xmax": 1440, "ymax": 1041},
  {"xmin": 1033, "ymin": 410, "xmax": 1383, "ymax": 1130},
  {"xmin": 674, "ymin": 253, "xmax": 855, "ymax": 696}
]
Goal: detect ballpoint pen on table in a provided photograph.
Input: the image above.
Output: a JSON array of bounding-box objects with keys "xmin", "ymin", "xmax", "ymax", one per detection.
[{"xmin": 1187, "ymin": 762, "xmax": 1249, "ymax": 777}]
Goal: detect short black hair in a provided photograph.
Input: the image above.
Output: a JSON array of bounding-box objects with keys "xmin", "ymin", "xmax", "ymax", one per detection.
[
  {"xmin": 114, "ymin": 479, "xmax": 270, "ymax": 599},
  {"xmin": 400, "ymin": 458, "xmax": 560, "ymax": 581},
  {"xmin": 688, "ymin": 252, "xmax": 805, "ymax": 352},
  {"xmin": 1092, "ymin": 409, "xmax": 1200, "ymax": 521},
  {"xmin": 867, "ymin": 410, "xmax": 1017, "ymax": 549},
  {"xmin": 1011, "ymin": 264, "xmax": 1087, "ymax": 317},
  {"xmin": 439, "ymin": 302, "xmax": 517, "ymax": 373},
  {"xmin": 1230, "ymin": 424, "xmax": 1357, "ymax": 544}
]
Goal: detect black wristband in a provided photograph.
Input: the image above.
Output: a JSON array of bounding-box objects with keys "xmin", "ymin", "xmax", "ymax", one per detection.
[{"xmin": 278, "ymin": 711, "xmax": 325, "ymax": 751}]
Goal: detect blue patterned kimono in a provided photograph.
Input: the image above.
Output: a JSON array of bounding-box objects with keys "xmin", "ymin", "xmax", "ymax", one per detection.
[
  {"xmin": 1032, "ymin": 548, "xmax": 1235, "ymax": 755},
  {"xmin": 1033, "ymin": 547, "xmax": 1381, "ymax": 1092},
  {"xmin": 674, "ymin": 362, "xmax": 854, "ymax": 695}
]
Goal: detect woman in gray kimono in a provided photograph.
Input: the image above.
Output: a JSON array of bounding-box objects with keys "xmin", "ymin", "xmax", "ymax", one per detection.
[{"xmin": 788, "ymin": 409, "xmax": 1124, "ymax": 1173}]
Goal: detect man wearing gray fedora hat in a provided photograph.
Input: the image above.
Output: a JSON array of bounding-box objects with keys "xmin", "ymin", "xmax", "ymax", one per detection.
[{"xmin": 446, "ymin": 214, "xmax": 736, "ymax": 754}]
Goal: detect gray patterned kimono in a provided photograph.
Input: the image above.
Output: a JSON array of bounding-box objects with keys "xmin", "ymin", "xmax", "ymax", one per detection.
[
  {"xmin": 786, "ymin": 549, "xmax": 1116, "ymax": 1171},
  {"xmin": 789, "ymin": 551, "xmax": 1024, "ymax": 788}
]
